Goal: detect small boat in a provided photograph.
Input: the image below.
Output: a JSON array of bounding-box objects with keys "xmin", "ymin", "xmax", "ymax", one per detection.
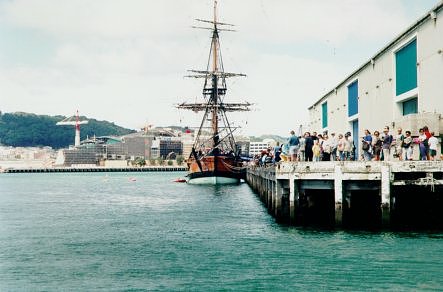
[{"xmin": 173, "ymin": 178, "xmax": 187, "ymax": 183}]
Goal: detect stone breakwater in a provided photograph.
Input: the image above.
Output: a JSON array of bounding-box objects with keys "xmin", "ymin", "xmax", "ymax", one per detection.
[{"xmin": 3, "ymin": 166, "xmax": 188, "ymax": 173}]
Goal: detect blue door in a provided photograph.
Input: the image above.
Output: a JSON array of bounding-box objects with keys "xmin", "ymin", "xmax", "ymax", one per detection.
[
  {"xmin": 348, "ymin": 81, "xmax": 358, "ymax": 117},
  {"xmin": 352, "ymin": 120, "xmax": 359, "ymax": 160}
]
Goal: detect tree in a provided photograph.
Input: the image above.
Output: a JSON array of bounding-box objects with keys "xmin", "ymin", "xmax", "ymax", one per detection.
[
  {"xmin": 157, "ymin": 157, "xmax": 165, "ymax": 166},
  {"xmin": 134, "ymin": 157, "xmax": 146, "ymax": 167},
  {"xmin": 176, "ymin": 155, "xmax": 185, "ymax": 165},
  {"xmin": 0, "ymin": 112, "xmax": 135, "ymax": 148}
]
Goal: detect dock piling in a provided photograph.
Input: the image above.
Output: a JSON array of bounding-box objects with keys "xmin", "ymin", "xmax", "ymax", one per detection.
[
  {"xmin": 381, "ymin": 165, "xmax": 391, "ymax": 228},
  {"xmin": 334, "ymin": 165, "xmax": 343, "ymax": 227},
  {"xmin": 289, "ymin": 176, "xmax": 297, "ymax": 225},
  {"xmin": 247, "ymin": 161, "xmax": 443, "ymax": 230}
]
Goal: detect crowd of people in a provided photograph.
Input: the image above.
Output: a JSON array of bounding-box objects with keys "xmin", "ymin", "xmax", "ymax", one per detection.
[
  {"xmin": 360, "ymin": 126, "xmax": 439, "ymax": 162},
  {"xmin": 254, "ymin": 125, "xmax": 440, "ymax": 166}
]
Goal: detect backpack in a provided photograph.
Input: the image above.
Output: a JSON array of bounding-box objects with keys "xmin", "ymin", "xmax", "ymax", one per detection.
[{"xmin": 362, "ymin": 142, "xmax": 369, "ymax": 151}]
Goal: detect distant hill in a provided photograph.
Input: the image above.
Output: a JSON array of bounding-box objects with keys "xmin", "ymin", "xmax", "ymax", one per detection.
[
  {"xmin": 162, "ymin": 126, "xmax": 287, "ymax": 144},
  {"xmin": 0, "ymin": 112, "xmax": 136, "ymax": 149}
]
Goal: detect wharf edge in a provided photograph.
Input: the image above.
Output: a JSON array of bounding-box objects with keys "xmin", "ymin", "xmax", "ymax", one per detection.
[{"xmin": 246, "ymin": 161, "xmax": 443, "ymax": 229}]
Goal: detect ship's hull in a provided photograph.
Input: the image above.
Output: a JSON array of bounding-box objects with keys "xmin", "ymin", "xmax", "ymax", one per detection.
[
  {"xmin": 187, "ymin": 155, "xmax": 245, "ymax": 185},
  {"xmin": 187, "ymin": 175, "xmax": 240, "ymax": 185}
]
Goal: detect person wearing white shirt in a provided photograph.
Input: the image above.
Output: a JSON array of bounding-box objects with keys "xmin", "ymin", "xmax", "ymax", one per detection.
[{"xmin": 428, "ymin": 132, "xmax": 439, "ymax": 160}]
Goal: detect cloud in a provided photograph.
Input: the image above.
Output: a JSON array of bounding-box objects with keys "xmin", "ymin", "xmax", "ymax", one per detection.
[
  {"xmin": 1, "ymin": 0, "xmax": 194, "ymax": 39},
  {"xmin": 220, "ymin": 0, "xmax": 410, "ymax": 45},
  {"xmin": 1, "ymin": 0, "xmax": 410, "ymax": 43},
  {"xmin": 0, "ymin": 0, "xmax": 438, "ymax": 136},
  {"xmin": 234, "ymin": 53, "xmax": 345, "ymax": 134}
]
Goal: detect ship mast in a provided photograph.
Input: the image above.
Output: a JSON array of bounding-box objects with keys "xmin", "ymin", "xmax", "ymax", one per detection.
[
  {"xmin": 177, "ymin": 0, "xmax": 251, "ymax": 154},
  {"xmin": 211, "ymin": 0, "xmax": 219, "ymax": 147}
]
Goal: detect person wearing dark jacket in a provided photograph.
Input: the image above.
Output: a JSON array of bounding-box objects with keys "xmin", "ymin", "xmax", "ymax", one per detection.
[
  {"xmin": 304, "ymin": 132, "xmax": 314, "ymax": 162},
  {"xmin": 381, "ymin": 126, "xmax": 393, "ymax": 161}
]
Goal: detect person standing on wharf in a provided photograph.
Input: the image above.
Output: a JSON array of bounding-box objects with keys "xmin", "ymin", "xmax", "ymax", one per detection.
[{"xmin": 288, "ymin": 130, "xmax": 300, "ymax": 162}]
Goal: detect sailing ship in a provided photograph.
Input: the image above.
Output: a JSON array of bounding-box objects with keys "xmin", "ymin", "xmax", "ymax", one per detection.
[{"xmin": 177, "ymin": 1, "xmax": 251, "ymax": 184}]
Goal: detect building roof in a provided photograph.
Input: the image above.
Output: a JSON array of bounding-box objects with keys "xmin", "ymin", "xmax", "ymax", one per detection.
[
  {"xmin": 308, "ymin": 1, "xmax": 443, "ymax": 109},
  {"xmin": 122, "ymin": 128, "xmax": 177, "ymax": 139},
  {"xmin": 81, "ymin": 136, "xmax": 122, "ymax": 145}
]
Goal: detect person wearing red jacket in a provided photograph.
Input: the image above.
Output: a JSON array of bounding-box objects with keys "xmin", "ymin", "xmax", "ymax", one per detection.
[{"xmin": 423, "ymin": 126, "xmax": 431, "ymax": 160}]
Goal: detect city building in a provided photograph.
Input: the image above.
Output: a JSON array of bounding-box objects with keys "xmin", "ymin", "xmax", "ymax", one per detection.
[
  {"xmin": 0, "ymin": 146, "xmax": 56, "ymax": 169},
  {"xmin": 249, "ymin": 140, "xmax": 272, "ymax": 156},
  {"xmin": 308, "ymin": 2, "xmax": 443, "ymax": 158},
  {"xmin": 58, "ymin": 127, "xmax": 185, "ymax": 166},
  {"xmin": 150, "ymin": 139, "xmax": 160, "ymax": 159},
  {"xmin": 181, "ymin": 130, "xmax": 194, "ymax": 159},
  {"xmin": 232, "ymin": 135, "xmax": 251, "ymax": 157},
  {"xmin": 121, "ymin": 133, "xmax": 153, "ymax": 159},
  {"xmin": 160, "ymin": 138, "xmax": 183, "ymax": 159}
]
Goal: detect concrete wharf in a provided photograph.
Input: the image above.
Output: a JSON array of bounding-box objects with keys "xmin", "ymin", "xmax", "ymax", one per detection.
[
  {"xmin": 247, "ymin": 161, "xmax": 443, "ymax": 229},
  {"xmin": 3, "ymin": 166, "xmax": 188, "ymax": 173}
]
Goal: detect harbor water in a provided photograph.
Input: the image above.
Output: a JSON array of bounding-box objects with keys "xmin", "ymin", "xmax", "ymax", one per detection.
[{"xmin": 1, "ymin": 172, "xmax": 443, "ymax": 290}]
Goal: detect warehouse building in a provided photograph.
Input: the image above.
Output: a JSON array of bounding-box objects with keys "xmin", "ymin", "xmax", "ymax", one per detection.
[
  {"xmin": 159, "ymin": 138, "xmax": 183, "ymax": 159},
  {"xmin": 308, "ymin": 2, "xmax": 443, "ymax": 159}
]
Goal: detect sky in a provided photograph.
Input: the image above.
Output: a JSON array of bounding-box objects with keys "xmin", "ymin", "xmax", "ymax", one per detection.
[{"xmin": 0, "ymin": 0, "xmax": 440, "ymax": 136}]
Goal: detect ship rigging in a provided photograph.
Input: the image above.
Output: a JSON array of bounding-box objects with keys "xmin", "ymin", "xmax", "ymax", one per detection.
[{"xmin": 177, "ymin": 0, "xmax": 251, "ymax": 184}]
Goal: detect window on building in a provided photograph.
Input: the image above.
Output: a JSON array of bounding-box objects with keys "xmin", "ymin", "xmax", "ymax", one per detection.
[
  {"xmin": 402, "ymin": 97, "xmax": 418, "ymax": 116},
  {"xmin": 322, "ymin": 102, "xmax": 328, "ymax": 128},
  {"xmin": 396, "ymin": 39, "xmax": 417, "ymax": 96},
  {"xmin": 348, "ymin": 80, "xmax": 358, "ymax": 117}
]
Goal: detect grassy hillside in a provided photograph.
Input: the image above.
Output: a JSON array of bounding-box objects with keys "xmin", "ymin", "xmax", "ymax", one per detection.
[{"xmin": 0, "ymin": 112, "xmax": 135, "ymax": 148}]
